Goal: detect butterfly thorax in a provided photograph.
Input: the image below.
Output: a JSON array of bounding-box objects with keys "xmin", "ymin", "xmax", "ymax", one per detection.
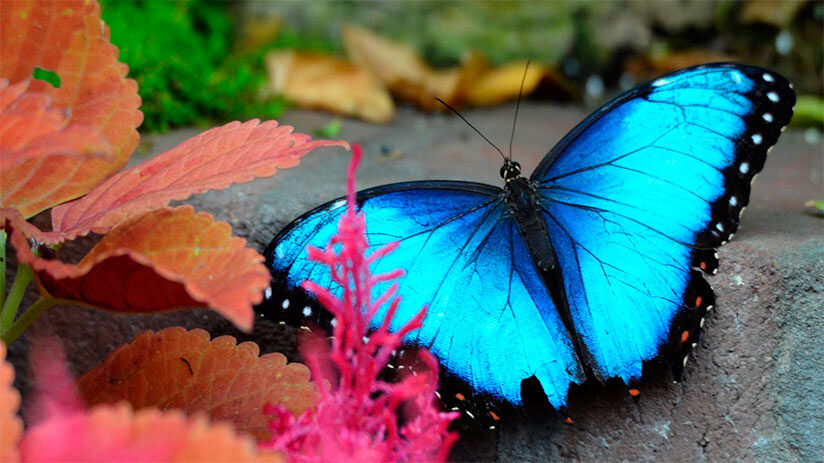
[{"xmin": 504, "ymin": 176, "xmax": 557, "ymax": 272}]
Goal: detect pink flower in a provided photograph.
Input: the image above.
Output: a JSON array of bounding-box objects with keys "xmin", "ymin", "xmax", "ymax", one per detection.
[{"xmin": 262, "ymin": 143, "xmax": 459, "ymax": 462}]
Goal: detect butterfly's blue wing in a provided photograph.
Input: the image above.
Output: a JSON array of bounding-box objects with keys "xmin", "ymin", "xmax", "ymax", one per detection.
[
  {"xmin": 265, "ymin": 182, "xmax": 585, "ymax": 408},
  {"xmin": 531, "ymin": 64, "xmax": 795, "ymax": 383}
]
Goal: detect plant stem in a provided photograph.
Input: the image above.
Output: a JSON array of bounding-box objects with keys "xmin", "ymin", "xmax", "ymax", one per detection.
[
  {"xmin": 0, "ymin": 261, "xmax": 34, "ymax": 335},
  {"xmin": 0, "ymin": 230, "xmax": 6, "ymax": 310},
  {"xmin": 1, "ymin": 297, "xmax": 63, "ymax": 344}
]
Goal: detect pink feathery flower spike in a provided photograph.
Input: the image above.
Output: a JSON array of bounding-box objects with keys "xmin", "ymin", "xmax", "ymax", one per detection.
[{"xmin": 262, "ymin": 143, "xmax": 459, "ymax": 462}]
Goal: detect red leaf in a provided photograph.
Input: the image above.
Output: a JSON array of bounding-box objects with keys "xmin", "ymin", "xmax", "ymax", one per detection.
[
  {"xmin": 48, "ymin": 120, "xmax": 349, "ymax": 243},
  {"xmin": 0, "ymin": 0, "xmax": 142, "ymax": 217},
  {"xmin": 0, "ymin": 79, "xmax": 112, "ymax": 170},
  {"xmin": 6, "ymin": 206, "xmax": 269, "ymax": 331},
  {"xmin": 19, "ymin": 403, "xmax": 284, "ymax": 462},
  {"xmin": 78, "ymin": 328, "xmax": 317, "ymax": 442},
  {"xmin": 1, "ymin": 342, "xmax": 23, "ymax": 462},
  {"xmin": 16, "ymin": 334, "xmax": 283, "ymax": 462},
  {"xmin": 0, "ymin": 207, "xmax": 51, "ymax": 244}
]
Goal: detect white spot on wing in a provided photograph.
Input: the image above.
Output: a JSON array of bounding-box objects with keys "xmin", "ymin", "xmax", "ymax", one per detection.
[
  {"xmin": 715, "ymin": 222, "xmax": 725, "ymax": 232},
  {"xmin": 302, "ymin": 306, "xmax": 312, "ymax": 317},
  {"xmin": 729, "ymin": 196, "xmax": 738, "ymax": 206},
  {"xmin": 767, "ymin": 91, "xmax": 779, "ymax": 103},
  {"xmin": 264, "ymin": 287, "xmax": 272, "ymax": 299},
  {"xmin": 282, "ymin": 299, "xmax": 290, "ymax": 309},
  {"xmin": 763, "ymin": 112, "xmax": 774, "ymax": 123},
  {"xmin": 751, "ymin": 133, "xmax": 763, "ymax": 145},
  {"xmin": 762, "ymin": 73, "xmax": 774, "ymax": 82},
  {"xmin": 652, "ymin": 77, "xmax": 671, "ymax": 88},
  {"xmin": 330, "ymin": 199, "xmax": 347, "ymax": 210},
  {"xmin": 739, "ymin": 162, "xmax": 750, "ymax": 174}
]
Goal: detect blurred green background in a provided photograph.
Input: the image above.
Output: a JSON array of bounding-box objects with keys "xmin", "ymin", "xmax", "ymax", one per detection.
[{"xmin": 100, "ymin": 0, "xmax": 823, "ymax": 133}]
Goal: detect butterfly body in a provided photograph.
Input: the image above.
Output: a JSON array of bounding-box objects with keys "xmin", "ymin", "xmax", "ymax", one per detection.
[
  {"xmin": 504, "ymin": 173, "xmax": 558, "ymax": 271},
  {"xmin": 261, "ymin": 63, "xmax": 794, "ymax": 412}
]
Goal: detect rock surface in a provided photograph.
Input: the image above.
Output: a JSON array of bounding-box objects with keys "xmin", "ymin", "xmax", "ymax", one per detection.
[{"xmin": 8, "ymin": 102, "xmax": 823, "ymax": 462}]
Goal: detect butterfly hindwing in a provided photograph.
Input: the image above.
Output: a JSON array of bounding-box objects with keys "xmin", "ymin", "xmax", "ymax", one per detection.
[
  {"xmin": 532, "ymin": 64, "xmax": 794, "ymax": 383},
  {"xmin": 265, "ymin": 182, "xmax": 585, "ymax": 408}
]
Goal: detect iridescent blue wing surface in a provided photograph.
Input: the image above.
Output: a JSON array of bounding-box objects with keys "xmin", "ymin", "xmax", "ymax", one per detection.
[
  {"xmin": 265, "ymin": 182, "xmax": 585, "ymax": 408},
  {"xmin": 531, "ymin": 63, "xmax": 794, "ymax": 383}
]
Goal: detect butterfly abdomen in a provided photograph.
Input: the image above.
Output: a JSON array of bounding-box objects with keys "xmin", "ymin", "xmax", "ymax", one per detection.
[{"xmin": 504, "ymin": 177, "xmax": 588, "ymax": 364}]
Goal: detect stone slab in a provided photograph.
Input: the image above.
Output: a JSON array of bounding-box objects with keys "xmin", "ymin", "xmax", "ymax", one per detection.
[{"xmin": 8, "ymin": 102, "xmax": 823, "ymax": 462}]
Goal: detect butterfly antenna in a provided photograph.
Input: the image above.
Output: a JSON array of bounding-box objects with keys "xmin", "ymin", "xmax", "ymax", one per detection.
[
  {"xmin": 508, "ymin": 60, "xmax": 531, "ymax": 160},
  {"xmin": 435, "ymin": 97, "xmax": 507, "ymax": 162}
]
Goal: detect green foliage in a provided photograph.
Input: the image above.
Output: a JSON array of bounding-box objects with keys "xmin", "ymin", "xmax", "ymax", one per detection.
[
  {"xmin": 791, "ymin": 96, "xmax": 824, "ymax": 128},
  {"xmin": 314, "ymin": 118, "xmax": 343, "ymax": 138},
  {"xmin": 805, "ymin": 199, "xmax": 824, "ymax": 216},
  {"xmin": 101, "ymin": 0, "xmax": 286, "ymax": 132},
  {"xmin": 32, "ymin": 67, "xmax": 61, "ymax": 88}
]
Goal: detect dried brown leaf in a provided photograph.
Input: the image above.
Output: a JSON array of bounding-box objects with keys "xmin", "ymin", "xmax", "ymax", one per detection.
[
  {"xmin": 267, "ymin": 51, "xmax": 394, "ymax": 123},
  {"xmin": 342, "ymin": 24, "xmax": 462, "ymax": 111}
]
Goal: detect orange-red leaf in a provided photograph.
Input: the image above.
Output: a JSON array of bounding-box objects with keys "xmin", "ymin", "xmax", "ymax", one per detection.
[
  {"xmin": 0, "ymin": 79, "xmax": 112, "ymax": 171},
  {"xmin": 0, "ymin": 207, "xmax": 51, "ymax": 244},
  {"xmin": 49, "ymin": 120, "xmax": 349, "ymax": 243},
  {"xmin": 18, "ymin": 403, "xmax": 284, "ymax": 462},
  {"xmin": 0, "ymin": 0, "xmax": 142, "ymax": 217},
  {"xmin": 0, "ymin": 342, "xmax": 22, "ymax": 463},
  {"xmin": 78, "ymin": 328, "xmax": 317, "ymax": 442},
  {"xmin": 9, "ymin": 206, "xmax": 269, "ymax": 331}
]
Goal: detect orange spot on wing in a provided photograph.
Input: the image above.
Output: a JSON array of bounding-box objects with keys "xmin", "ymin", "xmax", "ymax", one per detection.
[
  {"xmin": 488, "ymin": 411, "xmax": 500, "ymax": 421},
  {"xmin": 680, "ymin": 330, "xmax": 690, "ymax": 343},
  {"xmin": 565, "ymin": 416, "xmax": 574, "ymax": 424},
  {"xmin": 629, "ymin": 388, "xmax": 640, "ymax": 397},
  {"xmin": 700, "ymin": 261, "xmax": 707, "ymax": 270},
  {"xmin": 454, "ymin": 393, "xmax": 466, "ymax": 401},
  {"xmin": 695, "ymin": 296, "xmax": 703, "ymax": 307}
]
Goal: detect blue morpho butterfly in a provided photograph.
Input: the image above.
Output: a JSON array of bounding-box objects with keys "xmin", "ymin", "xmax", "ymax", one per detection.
[{"xmin": 259, "ymin": 64, "xmax": 794, "ymax": 420}]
